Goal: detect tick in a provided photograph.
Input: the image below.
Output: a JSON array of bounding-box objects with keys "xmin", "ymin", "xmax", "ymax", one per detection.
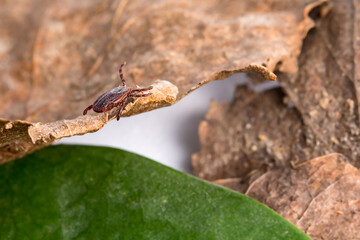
[{"xmin": 83, "ymin": 63, "xmax": 153, "ymax": 120}]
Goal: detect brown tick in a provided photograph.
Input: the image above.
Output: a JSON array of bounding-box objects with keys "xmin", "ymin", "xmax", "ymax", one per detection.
[{"xmin": 83, "ymin": 63, "xmax": 153, "ymax": 120}]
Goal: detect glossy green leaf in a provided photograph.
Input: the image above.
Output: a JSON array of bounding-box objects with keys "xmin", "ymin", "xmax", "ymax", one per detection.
[{"xmin": 0, "ymin": 145, "xmax": 310, "ymax": 239}]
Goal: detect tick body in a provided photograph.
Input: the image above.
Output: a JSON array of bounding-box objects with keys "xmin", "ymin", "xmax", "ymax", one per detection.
[{"xmin": 83, "ymin": 63, "xmax": 153, "ymax": 120}]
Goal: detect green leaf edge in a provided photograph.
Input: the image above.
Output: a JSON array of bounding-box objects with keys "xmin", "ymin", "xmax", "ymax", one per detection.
[{"xmin": 0, "ymin": 145, "xmax": 310, "ymax": 240}]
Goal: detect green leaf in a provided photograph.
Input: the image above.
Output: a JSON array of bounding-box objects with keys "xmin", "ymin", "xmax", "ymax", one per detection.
[{"xmin": 0, "ymin": 145, "xmax": 310, "ymax": 240}]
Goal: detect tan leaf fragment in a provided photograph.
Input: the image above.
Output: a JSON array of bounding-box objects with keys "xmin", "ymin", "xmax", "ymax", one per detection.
[
  {"xmin": 244, "ymin": 153, "xmax": 360, "ymax": 240},
  {"xmin": 192, "ymin": 86, "xmax": 328, "ymax": 181},
  {"xmin": 0, "ymin": 80, "xmax": 177, "ymax": 164},
  {"xmin": 0, "ymin": 0, "xmax": 327, "ymax": 162}
]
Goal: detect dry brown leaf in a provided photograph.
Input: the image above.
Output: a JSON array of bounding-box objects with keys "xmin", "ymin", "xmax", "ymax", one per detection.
[
  {"xmin": 278, "ymin": 0, "xmax": 360, "ymax": 167},
  {"xmin": 192, "ymin": 86, "xmax": 328, "ymax": 181},
  {"xmin": 0, "ymin": 0, "xmax": 326, "ymax": 163},
  {"xmin": 244, "ymin": 153, "xmax": 360, "ymax": 240},
  {"xmin": 193, "ymin": 0, "xmax": 360, "ymax": 177},
  {"xmin": 214, "ymin": 154, "xmax": 360, "ymax": 239}
]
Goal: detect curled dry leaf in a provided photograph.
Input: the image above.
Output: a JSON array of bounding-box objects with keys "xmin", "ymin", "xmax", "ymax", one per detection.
[
  {"xmin": 193, "ymin": 0, "xmax": 360, "ymax": 178},
  {"xmin": 0, "ymin": 80, "xmax": 177, "ymax": 164},
  {"xmin": 0, "ymin": 0, "xmax": 326, "ymax": 162},
  {"xmin": 278, "ymin": 0, "xmax": 360, "ymax": 168}
]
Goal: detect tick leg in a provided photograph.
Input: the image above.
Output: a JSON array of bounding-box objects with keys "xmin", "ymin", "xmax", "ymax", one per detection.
[
  {"xmin": 104, "ymin": 102, "xmax": 116, "ymax": 112},
  {"xmin": 116, "ymin": 102, "xmax": 126, "ymax": 121},
  {"xmin": 129, "ymin": 93, "xmax": 152, "ymax": 98},
  {"xmin": 83, "ymin": 105, "xmax": 93, "ymax": 115},
  {"xmin": 119, "ymin": 62, "xmax": 126, "ymax": 86},
  {"xmin": 131, "ymin": 86, "xmax": 153, "ymax": 93}
]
